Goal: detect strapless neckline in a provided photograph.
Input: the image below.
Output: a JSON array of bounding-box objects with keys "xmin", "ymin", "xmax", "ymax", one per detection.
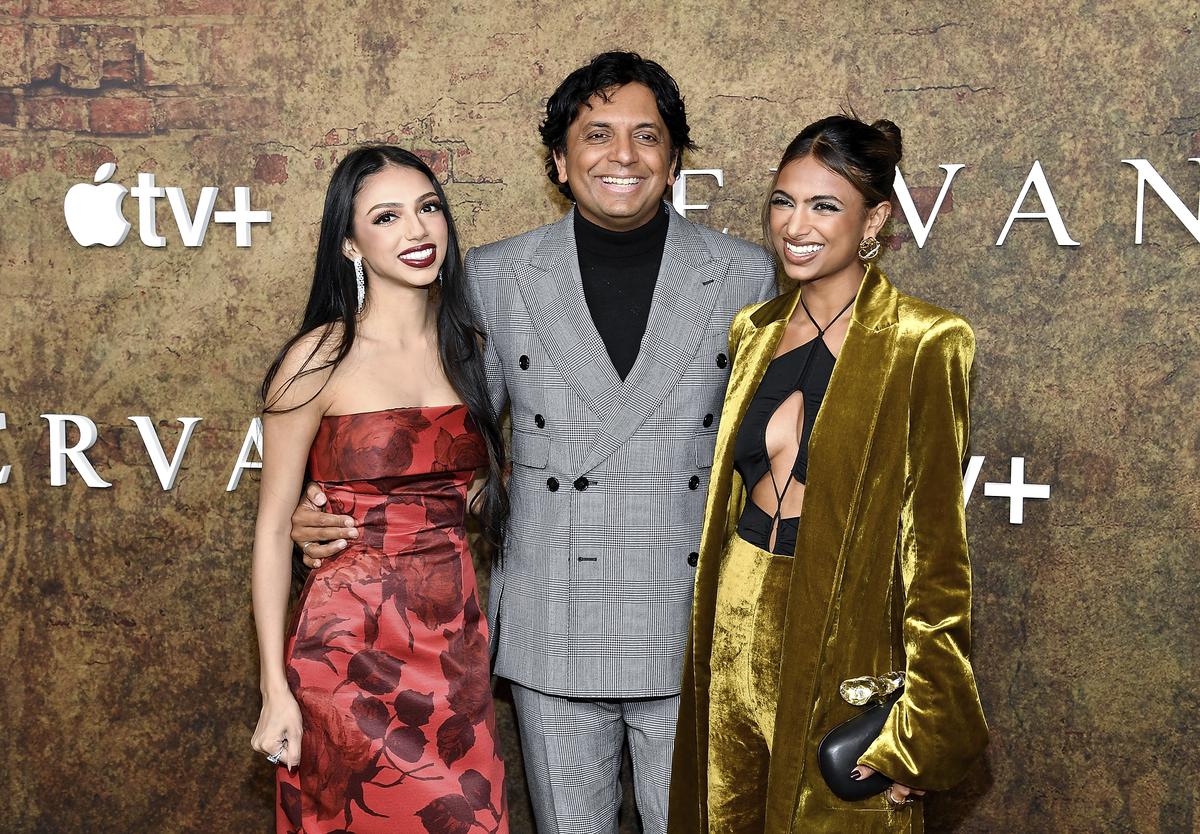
[{"xmin": 321, "ymin": 403, "xmax": 467, "ymax": 421}]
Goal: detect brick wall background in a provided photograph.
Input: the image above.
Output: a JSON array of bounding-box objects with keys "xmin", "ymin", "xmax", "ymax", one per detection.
[{"xmin": 1, "ymin": 1, "xmax": 1198, "ymax": 832}]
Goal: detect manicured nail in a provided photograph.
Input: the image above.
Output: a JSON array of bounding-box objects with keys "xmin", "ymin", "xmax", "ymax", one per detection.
[
  {"xmin": 335, "ymin": 539, "xmax": 347, "ymax": 549},
  {"xmin": 312, "ymin": 560, "xmax": 322, "ymax": 568},
  {"xmin": 315, "ymin": 494, "xmax": 326, "ymax": 505},
  {"xmin": 849, "ymin": 771, "xmax": 862, "ymax": 780}
]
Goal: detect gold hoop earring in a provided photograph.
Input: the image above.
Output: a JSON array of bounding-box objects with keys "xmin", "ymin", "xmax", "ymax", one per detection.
[{"xmin": 857, "ymin": 237, "xmax": 882, "ymax": 262}]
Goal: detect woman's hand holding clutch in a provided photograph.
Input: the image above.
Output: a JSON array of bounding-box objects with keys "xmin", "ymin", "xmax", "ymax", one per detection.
[{"xmin": 850, "ymin": 765, "xmax": 925, "ymax": 808}]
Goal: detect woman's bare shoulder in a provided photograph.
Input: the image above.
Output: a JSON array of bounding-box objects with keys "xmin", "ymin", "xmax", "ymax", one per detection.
[{"xmin": 265, "ymin": 323, "xmax": 347, "ymax": 412}]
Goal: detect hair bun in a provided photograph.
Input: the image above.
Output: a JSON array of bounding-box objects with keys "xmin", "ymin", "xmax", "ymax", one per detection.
[{"xmin": 871, "ymin": 119, "xmax": 903, "ymax": 164}]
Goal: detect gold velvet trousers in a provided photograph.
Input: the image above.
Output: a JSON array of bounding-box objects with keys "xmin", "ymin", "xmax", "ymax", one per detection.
[{"xmin": 707, "ymin": 532, "xmax": 794, "ymax": 833}]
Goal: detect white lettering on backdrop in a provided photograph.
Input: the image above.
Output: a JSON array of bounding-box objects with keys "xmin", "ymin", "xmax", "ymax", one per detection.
[
  {"xmin": 226, "ymin": 418, "xmax": 264, "ymax": 492},
  {"xmin": 66, "ymin": 163, "xmax": 271, "ymax": 249},
  {"xmin": 42, "ymin": 414, "xmax": 112, "ymax": 488},
  {"xmin": 128, "ymin": 416, "xmax": 203, "ymax": 490},
  {"xmin": 668, "ymin": 159, "xmax": 1198, "ymax": 246},
  {"xmin": 4, "ymin": 413, "xmax": 1051, "ymax": 522},
  {"xmin": 0, "ymin": 412, "xmax": 9, "ymax": 485},
  {"xmin": 1122, "ymin": 158, "xmax": 1200, "ymax": 244}
]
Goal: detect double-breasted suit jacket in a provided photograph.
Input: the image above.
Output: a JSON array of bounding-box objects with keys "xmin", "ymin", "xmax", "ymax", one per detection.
[
  {"xmin": 671, "ymin": 265, "xmax": 989, "ymax": 833},
  {"xmin": 465, "ymin": 205, "xmax": 776, "ymax": 698}
]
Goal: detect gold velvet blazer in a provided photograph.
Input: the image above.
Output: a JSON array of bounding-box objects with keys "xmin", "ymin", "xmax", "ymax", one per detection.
[{"xmin": 670, "ymin": 265, "xmax": 989, "ymax": 834}]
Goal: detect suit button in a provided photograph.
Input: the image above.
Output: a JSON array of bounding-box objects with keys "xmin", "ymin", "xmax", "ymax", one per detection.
[
  {"xmin": 519, "ymin": 355, "xmax": 530, "ymax": 370},
  {"xmin": 716, "ymin": 353, "xmax": 728, "ymax": 368},
  {"xmin": 547, "ymin": 477, "xmax": 559, "ymax": 492},
  {"xmin": 688, "ymin": 475, "xmax": 700, "ymax": 490},
  {"xmin": 687, "ymin": 552, "xmax": 699, "ymax": 567},
  {"xmin": 535, "ymin": 414, "xmax": 545, "ymax": 428},
  {"xmin": 573, "ymin": 476, "xmax": 589, "ymax": 491},
  {"xmin": 702, "ymin": 413, "xmax": 714, "ymax": 427}
]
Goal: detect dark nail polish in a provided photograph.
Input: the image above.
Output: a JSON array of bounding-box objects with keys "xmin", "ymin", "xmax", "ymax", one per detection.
[{"xmin": 849, "ymin": 771, "xmax": 862, "ymax": 780}]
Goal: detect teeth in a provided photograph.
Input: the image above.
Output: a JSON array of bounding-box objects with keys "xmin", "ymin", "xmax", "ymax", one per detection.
[
  {"xmin": 400, "ymin": 247, "xmax": 434, "ymax": 261},
  {"xmin": 601, "ymin": 176, "xmax": 640, "ymax": 185},
  {"xmin": 786, "ymin": 242, "xmax": 823, "ymax": 256}
]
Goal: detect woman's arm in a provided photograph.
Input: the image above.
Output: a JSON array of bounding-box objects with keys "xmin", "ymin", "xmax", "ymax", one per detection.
[
  {"xmin": 250, "ymin": 337, "xmax": 330, "ymax": 770},
  {"xmin": 857, "ymin": 315, "xmax": 989, "ymax": 790}
]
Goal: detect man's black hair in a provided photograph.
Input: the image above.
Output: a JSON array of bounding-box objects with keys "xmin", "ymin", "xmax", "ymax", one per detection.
[{"xmin": 539, "ymin": 51, "xmax": 695, "ymax": 201}]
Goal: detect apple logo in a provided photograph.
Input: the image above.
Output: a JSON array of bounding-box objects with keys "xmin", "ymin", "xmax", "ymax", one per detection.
[{"xmin": 64, "ymin": 162, "xmax": 131, "ymax": 247}]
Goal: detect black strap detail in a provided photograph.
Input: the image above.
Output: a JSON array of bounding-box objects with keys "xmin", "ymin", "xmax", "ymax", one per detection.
[
  {"xmin": 761, "ymin": 292, "xmax": 857, "ymax": 549},
  {"xmin": 798, "ymin": 292, "xmax": 856, "ymax": 337}
]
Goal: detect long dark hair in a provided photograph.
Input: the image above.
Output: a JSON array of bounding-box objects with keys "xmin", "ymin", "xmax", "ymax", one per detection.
[{"xmin": 262, "ymin": 144, "xmax": 508, "ymax": 550}]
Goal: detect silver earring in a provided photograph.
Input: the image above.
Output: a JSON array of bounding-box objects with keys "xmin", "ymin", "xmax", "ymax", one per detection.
[{"xmin": 353, "ymin": 257, "xmax": 365, "ymax": 312}]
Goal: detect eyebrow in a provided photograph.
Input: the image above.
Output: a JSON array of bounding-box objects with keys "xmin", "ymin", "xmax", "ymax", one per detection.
[
  {"xmin": 772, "ymin": 189, "xmax": 844, "ymax": 204},
  {"xmin": 366, "ymin": 192, "xmax": 439, "ymax": 213},
  {"xmin": 580, "ymin": 120, "xmax": 662, "ymax": 131}
]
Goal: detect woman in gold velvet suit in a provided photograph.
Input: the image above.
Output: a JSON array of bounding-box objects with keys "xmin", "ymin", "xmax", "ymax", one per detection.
[{"xmin": 669, "ymin": 116, "xmax": 988, "ymax": 834}]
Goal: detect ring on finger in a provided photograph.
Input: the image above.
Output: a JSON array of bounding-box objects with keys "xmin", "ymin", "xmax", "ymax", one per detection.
[
  {"xmin": 266, "ymin": 742, "xmax": 287, "ymax": 764},
  {"xmin": 885, "ymin": 786, "xmax": 914, "ymax": 810},
  {"xmin": 300, "ymin": 542, "xmax": 312, "ymax": 553}
]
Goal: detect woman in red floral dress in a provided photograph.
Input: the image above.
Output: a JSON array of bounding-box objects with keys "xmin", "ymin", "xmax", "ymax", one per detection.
[{"xmin": 250, "ymin": 146, "xmax": 509, "ymax": 834}]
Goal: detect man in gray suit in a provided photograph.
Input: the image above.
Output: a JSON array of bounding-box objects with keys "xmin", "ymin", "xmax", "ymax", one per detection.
[{"xmin": 292, "ymin": 52, "xmax": 775, "ymax": 833}]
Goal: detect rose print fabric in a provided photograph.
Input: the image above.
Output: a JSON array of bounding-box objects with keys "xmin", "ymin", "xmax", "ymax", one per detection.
[{"xmin": 277, "ymin": 404, "xmax": 507, "ymax": 834}]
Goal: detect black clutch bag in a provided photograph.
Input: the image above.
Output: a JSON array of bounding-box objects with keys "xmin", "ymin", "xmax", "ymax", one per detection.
[{"xmin": 817, "ymin": 673, "xmax": 904, "ymax": 801}]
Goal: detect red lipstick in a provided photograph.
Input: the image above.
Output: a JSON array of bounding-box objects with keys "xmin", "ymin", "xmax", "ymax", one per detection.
[{"xmin": 398, "ymin": 244, "xmax": 437, "ymax": 269}]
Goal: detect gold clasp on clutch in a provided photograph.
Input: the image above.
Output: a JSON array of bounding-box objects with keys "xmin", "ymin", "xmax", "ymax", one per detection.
[{"xmin": 839, "ymin": 671, "xmax": 905, "ymax": 707}]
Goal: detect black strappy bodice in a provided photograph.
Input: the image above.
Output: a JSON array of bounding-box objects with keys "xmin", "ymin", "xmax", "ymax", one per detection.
[{"xmin": 732, "ymin": 294, "xmax": 852, "ymax": 556}]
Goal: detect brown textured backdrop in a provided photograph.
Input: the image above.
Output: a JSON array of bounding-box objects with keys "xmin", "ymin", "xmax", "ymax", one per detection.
[{"xmin": 1, "ymin": 1, "xmax": 1198, "ymax": 832}]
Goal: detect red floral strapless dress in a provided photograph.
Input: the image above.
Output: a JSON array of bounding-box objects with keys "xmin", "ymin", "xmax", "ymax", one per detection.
[{"xmin": 277, "ymin": 405, "xmax": 507, "ymax": 834}]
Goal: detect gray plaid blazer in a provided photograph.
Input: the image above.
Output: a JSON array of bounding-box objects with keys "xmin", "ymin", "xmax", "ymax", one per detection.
[{"xmin": 465, "ymin": 205, "xmax": 776, "ymax": 698}]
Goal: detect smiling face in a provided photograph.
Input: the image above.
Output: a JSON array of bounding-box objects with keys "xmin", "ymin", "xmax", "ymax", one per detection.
[
  {"xmin": 768, "ymin": 154, "xmax": 891, "ymax": 285},
  {"xmin": 342, "ymin": 164, "xmax": 447, "ymax": 292},
  {"xmin": 552, "ymin": 82, "xmax": 677, "ymax": 232}
]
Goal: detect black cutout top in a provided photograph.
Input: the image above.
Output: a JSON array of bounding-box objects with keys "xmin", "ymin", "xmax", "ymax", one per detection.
[{"xmin": 731, "ymin": 293, "xmax": 853, "ymax": 555}]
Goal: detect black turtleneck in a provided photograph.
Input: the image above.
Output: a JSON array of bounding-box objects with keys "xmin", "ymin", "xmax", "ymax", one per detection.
[{"xmin": 574, "ymin": 205, "xmax": 670, "ymax": 380}]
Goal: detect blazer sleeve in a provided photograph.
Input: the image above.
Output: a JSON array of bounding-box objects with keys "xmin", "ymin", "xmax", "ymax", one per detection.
[
  {"xmin": 463, "ymin": 246, "xmax": 510, "ymax": 420},
  {"xmin": 858, "ymin": 315, "xmax": 989, "ymax": 790}
]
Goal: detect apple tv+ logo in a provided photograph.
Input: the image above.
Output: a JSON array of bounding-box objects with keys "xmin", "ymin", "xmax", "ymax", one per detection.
[{"xmin": 64, "ymin": 162, "xmax": 272, "ymax": 248}]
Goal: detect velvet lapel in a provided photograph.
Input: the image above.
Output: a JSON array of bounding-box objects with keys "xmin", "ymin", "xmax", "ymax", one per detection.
[
  {"xmin": 579, "ymin": 207, "xmax": 729, "ymax": 474},
  {"xmin": 519, "ymin": 210, "xmax": 624, "ymax": 422},
  {"xmin": 764, "ymin": 264, "xmax": 901, "ymax": 830},
  {"xmin": 690, "ymin": 285, "xmax": 800, "ymax": 677}
]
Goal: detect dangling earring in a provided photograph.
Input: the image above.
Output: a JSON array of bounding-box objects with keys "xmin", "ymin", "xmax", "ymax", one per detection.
[
  {"xmin": 429, "ymin": 268, "xmax": 443, "ymax": 302},
  {"xmin": 353, "ymin": 256, "xmax": 365, "ymax": 312},
  {"xmin": 857, "ymin": 236, "xmax": 882, "ymax": 262}
]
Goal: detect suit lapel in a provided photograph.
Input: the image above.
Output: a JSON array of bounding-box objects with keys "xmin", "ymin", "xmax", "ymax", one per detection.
[
  {"xmin": 694, "ymin": 286, "xmax": 804, "ymax": 628},
  {"xmin": 732, "ymin": 287, "xmax": 803, "ymax": 434},
  {"xmin": 579, "ymin": 208, "xmax": 729, "ymax": 473},
  {"xmin": 517, "ymin": 211, "xmax": 623, "ymax": 421}
]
